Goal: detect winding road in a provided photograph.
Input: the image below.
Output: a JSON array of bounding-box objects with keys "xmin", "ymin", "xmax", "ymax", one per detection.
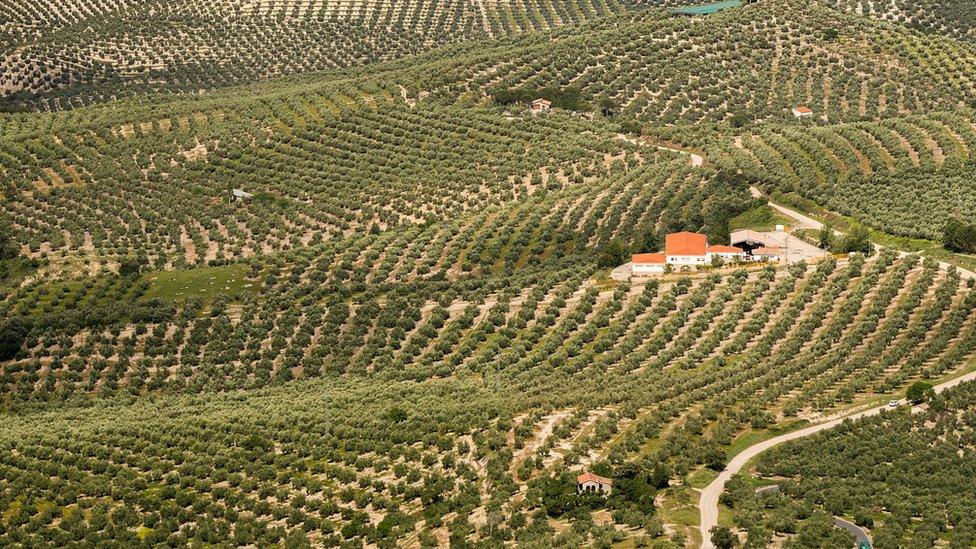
[
  {"xmin": 750, "ymin": 186, "xmax": 976, "ymax": 280},
  {"xmin": 834, "ymin": 516, "xmax": 871, "ymax": 547},
  {"xmin": 698, "ymin": 369, "xmax": 976, "ymax": 548}
]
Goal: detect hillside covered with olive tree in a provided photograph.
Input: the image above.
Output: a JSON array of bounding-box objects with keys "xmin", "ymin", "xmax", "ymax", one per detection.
[{"xmin": 4, "ymin": 0, "xmax": 976, "ymax": 547}]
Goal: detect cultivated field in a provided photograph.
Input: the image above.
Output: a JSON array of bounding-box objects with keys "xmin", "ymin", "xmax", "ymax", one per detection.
[{"xmin": 4, "ymin": 0, "xmax": 976, "ymax": 546}]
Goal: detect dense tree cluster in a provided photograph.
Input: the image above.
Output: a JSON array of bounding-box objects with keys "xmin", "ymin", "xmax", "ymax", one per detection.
[
  {"xmin": 728, "ymin": 380, "xmax": 976, "ymax": 548},
  {"xmin": 824, "ymin": 0, "xmax": 976, "ymax": 43},
  {"xmin": 492, "ymin": 85, "xmax": 591, "ymax": 112},
  {"xmin": 944, "ymin": 216, "xmax": 976, "ymax": 253}
]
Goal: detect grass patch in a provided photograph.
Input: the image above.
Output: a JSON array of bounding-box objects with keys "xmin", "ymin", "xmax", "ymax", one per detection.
[
  {"xmin": 0, "ymin": 257, "xmax": 40, "ymax": 292},
  {"xmin": 592, "ymin": 271, "xmax": 618, "ymax": 290},
  {"xmin": 725, "ymin": 419, "xmax": 809, "ymax": 459},
  {"xmin": 932, "ymin": 358, "xmax": 976, "ymax": 386},
  {"xmin": 658, "ymin": 486, "xmax": 702, "ymax": 547},
  {"xmin": 717, "ymin": 503, "xmax": 734, "ymax": 527},
  {"xmin": 686, "ymin": 467, "xmax": 718, "ymax": 489},
  {"xmin": 729, "ymin": 204, "xmax": 792, "ymax": 232},
  {"xmin": 139, "ymin": 263, "xmax": 253, "ymax": 303},
  {"xmin": 2, "ymin": 498, "xmax": 22, "ymax": 525}
]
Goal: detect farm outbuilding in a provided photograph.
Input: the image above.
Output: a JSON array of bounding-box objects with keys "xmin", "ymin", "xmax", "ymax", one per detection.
[
  {"xmin": 531, "ymin": 98, "xmax": 552, "ymax": 113},
  {"xmin": 577, "ymin": 472, "xmax": 613, "ymax": 495},
  {"xmin": 792, "ymin": 106, "xmax": 814, "ymax": 118},
  {"xmin": 232, "ymin": 188, "xmax": 254, "ymax": 202},
  {"xmin": 751, "ymin": 246, "xmax": 782, "ymax": 262},
  {"xmin": 706, "ymin": 245, "xmax": 745, "ymax": 262},
  {"xmin": 730, "ymin": 229, "xmax": 827, "ymax": 263}
]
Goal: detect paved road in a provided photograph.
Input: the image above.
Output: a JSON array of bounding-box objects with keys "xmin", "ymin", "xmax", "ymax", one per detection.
[
  {"xmin": 750, "ymin": 186, "xmax": 839, "ymax": 234},
  {"xmin": 698, "ymin": 369, "xmax": 976, "ymax": 548},
  {"xmin": 834, "ymin": 516, "xmax": 871, "ymax": 547}
]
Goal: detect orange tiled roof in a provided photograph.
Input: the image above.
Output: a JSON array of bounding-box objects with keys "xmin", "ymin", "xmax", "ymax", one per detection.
[
  {"xmin": 577, "ymin": 472, "xmax": 612, "ymax": 485},
  {"xmin": 665, "ymin": 232, "xmax": 707, "ymax": 256},
  {"xmin": 632, "ymin": 253, "xmax": 667, "ymax": 264},
  {"xmin": 793, "ymin": 106, "xmax": 813, "ymax": 114},
  {"xmin": 706, "ymin": 245, "xmax": 743, "ymax": 253}
]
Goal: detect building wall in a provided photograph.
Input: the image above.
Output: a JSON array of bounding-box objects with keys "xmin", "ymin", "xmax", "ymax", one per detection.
[
  {"xmin": 578, "ymin": 481, "xmax": 611, "ymax": 495},
  {"xmin": 667, "ymin": 254, "xmax": 707, "ymax": 265},
  {"xmin": 633, "ymin": 263, "xmax": 665, "ymax": 274}
]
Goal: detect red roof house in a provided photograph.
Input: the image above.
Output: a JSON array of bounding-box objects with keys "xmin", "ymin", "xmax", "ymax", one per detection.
[
  {"xmin": 666, "ymin": 231, "xmax": 708, "ymax": 257},
  {"xmin": 792, "ymin": 106, "xmax": 814, "ymax": 118},
  {"xmin": 577, "ymin": 471, "xmax": 613, "ymax": 495},
  {"xmin": 632, "ymin": 253, "xmax": 667, "ymax": 275}
]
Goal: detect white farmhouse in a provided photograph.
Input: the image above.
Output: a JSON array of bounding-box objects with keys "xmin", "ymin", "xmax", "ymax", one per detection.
[
  {"xmin": 706, "ymin": 244, "xmax": 745, "ymax": 263},
  {"xmin": 627, "ymin": 231, "xmax": 748, "ymax": 279},
  {"xmin": 665, "ymin": 231, "xmax": 709, "ymax": 266},
  {"xmin": 577, "ymin": 472, "xmax": 612, "ymax": 496}
]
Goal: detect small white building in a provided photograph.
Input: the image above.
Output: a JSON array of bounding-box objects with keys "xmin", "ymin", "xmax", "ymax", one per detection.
[
  {"xmin": 792, "ymin": 106, "xmax": 814, "ymax": 118},
  {"xmin": 232, "ymin": 188, "xmax": 254, "ymax": 202},
  {"xmin": 751, "ymin": 246, "xmax": 782, "ymax": 262},
  {"xmin": 632, "ymin": 253, "xmax": 667, "ymax": 275},
  {"xmin": 577, "ymin": 472, "xmax": 612, "ymax": 496},
  {"xmin": 706, "ymin": 245, "xmax": 745, "ymax": 263},
  {"xmin": 531, "ymin": 98, "xmax": 552, "ymax": 113}
]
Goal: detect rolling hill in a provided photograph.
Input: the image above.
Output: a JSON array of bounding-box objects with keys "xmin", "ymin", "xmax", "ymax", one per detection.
[{"xmin": 4, "ymin": 0, "xmax": 976, "ymax": 547}]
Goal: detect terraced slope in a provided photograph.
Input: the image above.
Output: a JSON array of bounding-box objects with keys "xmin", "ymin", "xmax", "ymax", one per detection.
[
  {"xmin": 713, "ymin": 111, "xmax": 976, "ymax": 239},
  {"xmin": 726, "ymin": 378, "xmax": 976, "ymax": 547},
  {"xmin": 6, "ymin": 0, "xmax": 976, "ymax": 546},
  {"xmin": 7, "ymin": 0, "xmax": 976, "ymax": 120},
  {"xmin": 2, "ymin": 102, "xmax": 635, "ymax": 271},
  {"xmin": 3, "ymin": 248, "xmax": 976, "ymax": 545},
  {"xmin": 0, "ymin": 0, "xmax": 638, "ymax": 107},
  {"xmin": 433, "ymin": 0, "xmax": 976, "ymax": 126},
  {"xmin": 7, "ymin": 0, "xmax": 975, "ymax": 277},
  {"xmin": 823, "ymin": 0, "xmax": 976, "ymax": 42}
]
